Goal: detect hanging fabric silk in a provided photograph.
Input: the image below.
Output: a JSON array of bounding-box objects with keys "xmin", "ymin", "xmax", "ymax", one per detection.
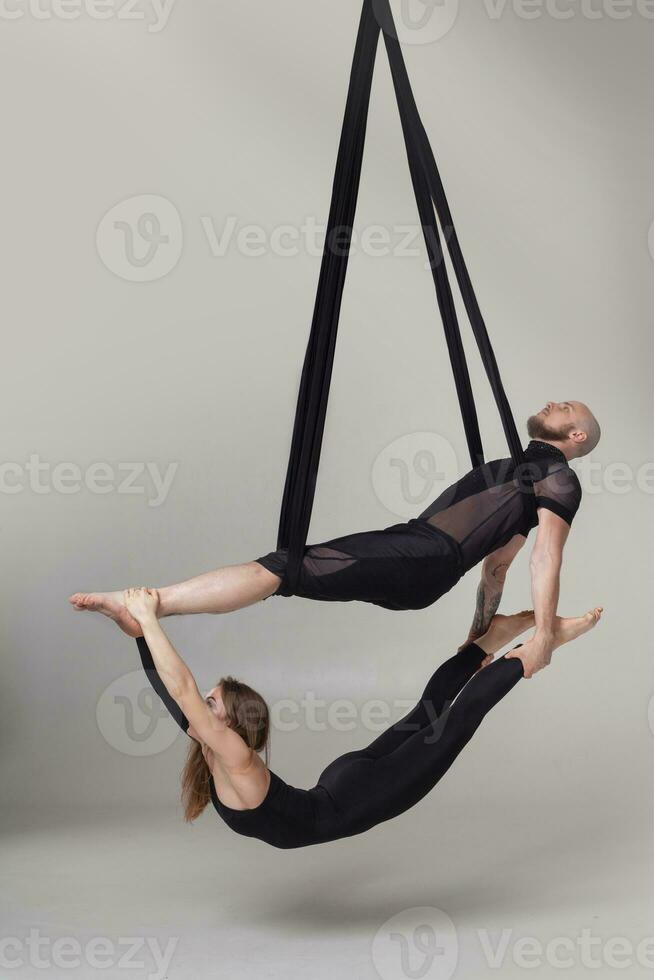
[{"xmin": 277, "ymin": 1, "xmax": 522, "ymax": 593}]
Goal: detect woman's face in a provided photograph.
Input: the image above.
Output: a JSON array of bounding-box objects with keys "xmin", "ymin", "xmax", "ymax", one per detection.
[
  {"xmin": 188, "ymin": 683, "xmax": 226, "ymax": 742},
  {"xmin": 205, "ymin": 683, "xmax": 227, "ymax": 721}
]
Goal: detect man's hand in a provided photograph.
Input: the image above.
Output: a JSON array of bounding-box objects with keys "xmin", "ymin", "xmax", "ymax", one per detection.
[
  {"xmin": 506, "ymin": 636, "xmax": 554, "ymax": 679},
  {"xmin": 123, "ymin": 587, "xmax": 160, "ymax": 626}
]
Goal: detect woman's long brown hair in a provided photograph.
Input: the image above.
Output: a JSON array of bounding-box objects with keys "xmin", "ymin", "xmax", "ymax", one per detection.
[{"xmin": 181, "ymin": 677, "xmax": 270, "ymax": 822}]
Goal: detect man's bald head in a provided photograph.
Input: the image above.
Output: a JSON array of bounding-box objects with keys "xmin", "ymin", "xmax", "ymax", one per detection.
[{"xmin": 527, "ymin": 401, "xmax": 601, "ymax": 459}]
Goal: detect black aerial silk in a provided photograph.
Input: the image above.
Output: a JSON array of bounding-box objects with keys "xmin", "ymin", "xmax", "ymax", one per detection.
[{"xmin": 277, "ymin": 0, "xmax": 523, "ymax": 594}]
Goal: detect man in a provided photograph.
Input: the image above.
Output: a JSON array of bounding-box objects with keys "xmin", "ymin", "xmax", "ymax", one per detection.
[{"xmin": 70, "ymin": 400, "xmax": 601, "ymax": 679}]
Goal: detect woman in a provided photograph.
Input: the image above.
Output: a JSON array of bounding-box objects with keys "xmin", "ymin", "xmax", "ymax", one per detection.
[{"xmin": 126, "ymin": 588, "xmax": 602, "ymax": 849}]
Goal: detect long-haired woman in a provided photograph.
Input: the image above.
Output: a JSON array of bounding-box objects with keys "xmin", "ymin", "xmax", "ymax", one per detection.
[{"xmin": 125, "ymin": 588, "xmax": 602, "ymax": 848}]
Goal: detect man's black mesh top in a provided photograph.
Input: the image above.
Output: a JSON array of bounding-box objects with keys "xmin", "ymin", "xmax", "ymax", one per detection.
[{"xmin": 419, "ymin": 439, "xmax": 582, "ymax": 573}]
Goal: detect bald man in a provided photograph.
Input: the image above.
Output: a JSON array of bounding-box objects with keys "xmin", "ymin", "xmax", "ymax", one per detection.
[{"xmin": 71, "ymin": 400, "xmax": 601, "ymax": 679}]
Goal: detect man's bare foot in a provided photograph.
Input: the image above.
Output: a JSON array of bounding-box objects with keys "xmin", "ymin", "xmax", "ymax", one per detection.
[
  {"xmin": 476, "ymin": 610, "xmax": 535, "ymax": 662},
  {"xmin": 553, "ymin": 608, "xmax": 603, "ymax": 649},
  {"xmin": 69, "ymin": 591, "xmax": 142, "ymax": 638},
  {"xmin": 505, "ymin": 607, "xmax": 604, "ymax": 678}
]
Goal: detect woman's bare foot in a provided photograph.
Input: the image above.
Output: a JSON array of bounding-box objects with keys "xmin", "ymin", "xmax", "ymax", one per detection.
[
  {"xmin": 553, "ymin": 608, "xmax": 603, "ymax": 649},
  {"xmin": 68, "ymin": 591, "xmax": 142, "ymax": 638},
  {"xmin": 476, "ymin": 610, "xmax": 535, "ymax": 663}
]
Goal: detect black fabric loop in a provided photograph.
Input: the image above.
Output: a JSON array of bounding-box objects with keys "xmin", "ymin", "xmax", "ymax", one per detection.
[
  {"xmin": 379, "ymin": 7, "xmax": 523, "ymax": 463},
  {"xmin": 277, "ymin": 0, "xmax": 523, "ymax": 594},
  {"xmin": 276, "ymin": 2, "xmax": 381, "ymax": 591}
]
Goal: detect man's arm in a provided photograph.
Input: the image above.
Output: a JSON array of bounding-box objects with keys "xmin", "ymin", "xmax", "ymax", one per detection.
[
  {"xmin": 507, "ymin": 509, "xmax": 570, "ymax": 678},
  {"xmin": 464, "ymin": 535, "xmax": 526, "ymax": 645},
  {"xmin": 530, "ymin": 509, "xmax": 569, "ymax": 641}
]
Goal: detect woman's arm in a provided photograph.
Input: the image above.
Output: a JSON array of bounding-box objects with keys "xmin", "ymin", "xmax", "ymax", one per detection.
[
  {"xmin": 136, "ymin": 635, "xmax": 190, "ymax": 734},
  {"xmin": 126, "ymin": 589, "xmax": 252, "ymax": 769}
]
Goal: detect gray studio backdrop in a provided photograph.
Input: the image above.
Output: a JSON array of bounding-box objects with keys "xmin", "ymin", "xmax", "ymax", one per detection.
[{"xmin": 0, "ymin": 0, "xmax": 651, "ymax": 827}]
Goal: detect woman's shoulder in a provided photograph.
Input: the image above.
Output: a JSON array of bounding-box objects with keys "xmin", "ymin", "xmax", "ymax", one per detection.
[{"xmin": 210, "ymin": 751, "xmax": 271, "ymax": 812}]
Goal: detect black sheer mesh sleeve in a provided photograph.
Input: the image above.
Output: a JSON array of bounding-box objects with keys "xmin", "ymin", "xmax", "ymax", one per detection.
[
  {"xmin": 533, "ymin": 464, "xmax": 582, "ymax": 526},
  {"xmin": 136, "ymin": 636, "xmax": 190, "ymax": 735}
]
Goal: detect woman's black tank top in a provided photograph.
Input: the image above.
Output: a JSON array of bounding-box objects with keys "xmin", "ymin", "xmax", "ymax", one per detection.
[{"xmin": 208, "ymin": 771, "xmax": 337, "ymax": 850}]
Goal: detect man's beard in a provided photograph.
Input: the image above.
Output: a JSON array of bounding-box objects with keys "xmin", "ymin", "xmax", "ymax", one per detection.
[{"xmin": 527, "ymin": 415, "xmax": 574, "ymax": 442}]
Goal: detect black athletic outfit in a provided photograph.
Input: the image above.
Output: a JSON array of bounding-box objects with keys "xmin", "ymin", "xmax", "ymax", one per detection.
[
  {"xmin": 137, "ymin": 637, "xmax": 524, "ymax": 849},
  {"xmin": 257, "ymin": 440, "xmax": 582, "ymax": 610}
]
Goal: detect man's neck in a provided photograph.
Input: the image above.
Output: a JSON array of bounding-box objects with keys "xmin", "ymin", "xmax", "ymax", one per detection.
[{"xmin": 531, "ymin": 438, "xmax": 575, "ymax": 462}]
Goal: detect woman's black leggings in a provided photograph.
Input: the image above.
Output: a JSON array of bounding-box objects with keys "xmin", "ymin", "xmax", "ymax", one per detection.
[{"xmin": 313, "ymin": 644, "xmax": 525, "ymax": 840}]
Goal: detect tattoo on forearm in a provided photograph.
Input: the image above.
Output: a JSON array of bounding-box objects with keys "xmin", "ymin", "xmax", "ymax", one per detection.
[
  {"xmin": 470, "ymin": 563, "xmax": 509, "ymax": 637},
  {"xmin": 489, "ymin": 561, "xmax": 510, "ymax": 581}
]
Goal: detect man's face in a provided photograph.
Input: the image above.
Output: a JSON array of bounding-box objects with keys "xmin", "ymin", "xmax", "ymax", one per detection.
[{"xmin": 527, "ymin": 401, "xmax": 579, "ymax": 442}]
